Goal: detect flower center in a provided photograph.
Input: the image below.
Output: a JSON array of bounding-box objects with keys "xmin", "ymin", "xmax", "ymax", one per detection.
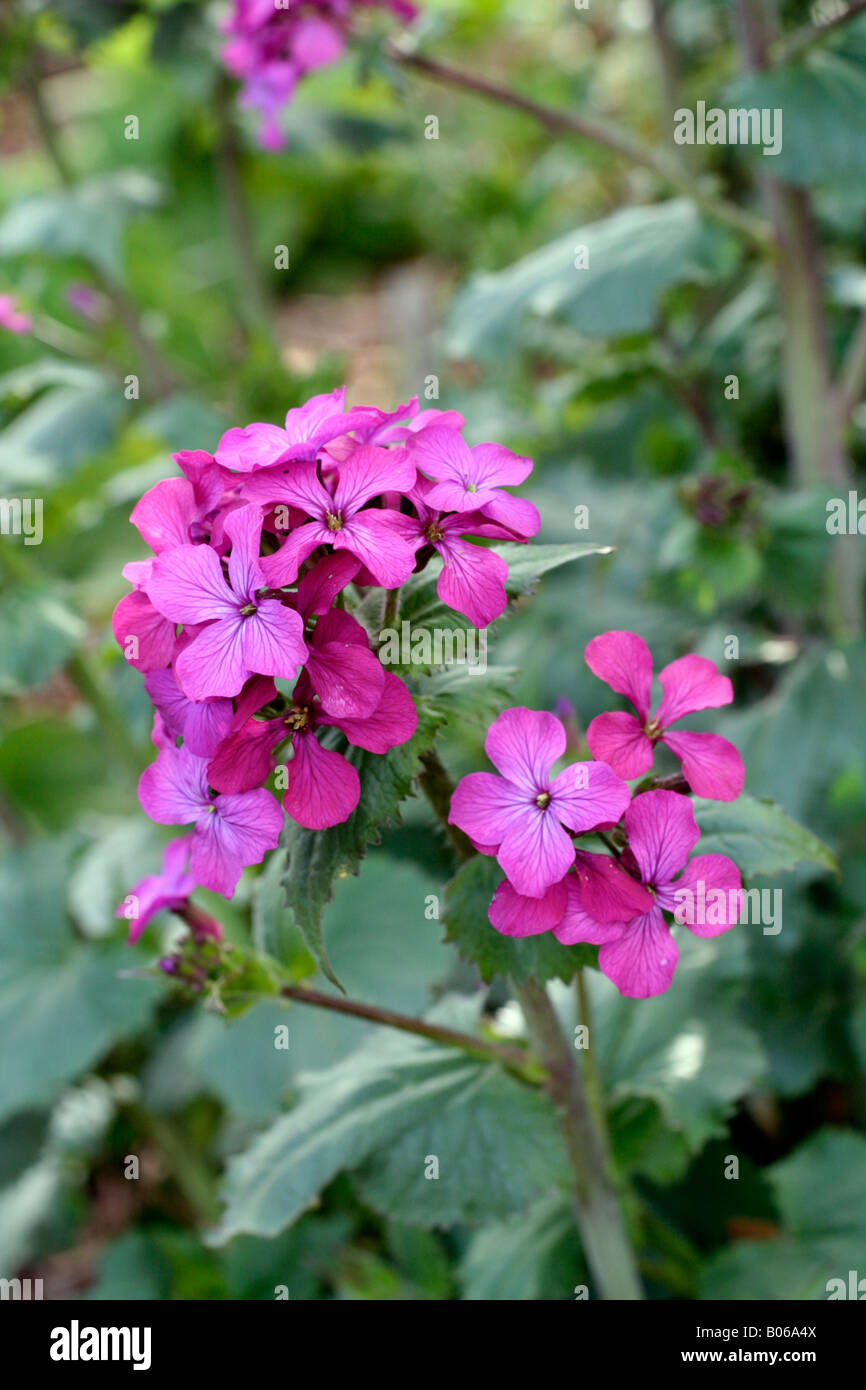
[
  {"xmin": 644, "ymin": 717, "xmax": 661, "ymax": 739},
  {"xmin": 286, "ymin": 705, "xmax": 310, "ymax": 732},
  {"xmin": 325, "ymin": 511, "xmax": 343, "ymax": 532},
  {"xmin": 466, "ymin": 482, "xmax": 477, "ymax": 493},
  {"xmin": 240, "ymin": 603, "xmax": 258, "ymax": 617},
  {"xmin": 425, "ymin": 521, "xmax": 444, "ymax": 543},
  {"xmin": 535, "ymin": 790, "xmax": 551, "ymax": 810}
]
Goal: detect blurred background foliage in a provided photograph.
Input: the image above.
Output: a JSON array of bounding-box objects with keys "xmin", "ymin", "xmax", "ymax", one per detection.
[{"xmin": 0, "ymin": 0, "xmax": 864, "ymax": 1300}]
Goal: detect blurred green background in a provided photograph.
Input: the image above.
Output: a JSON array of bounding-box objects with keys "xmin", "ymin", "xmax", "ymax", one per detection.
[{"xmin": 0, "ymin": 0, "xmax": 865, "ymax": 1300}]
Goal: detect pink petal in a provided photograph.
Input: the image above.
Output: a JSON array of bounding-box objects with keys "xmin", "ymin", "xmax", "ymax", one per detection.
[
  {"xmin": 215, "ymin": 422, "xmax": 293, "ymax": 472},
  {"xmin": 573, "ymin": 850, "xmax": 654, "ymax": 922},
  {"xmin": 436, "ymin": 535, "xmax": 508, "ymax": 627},
  {"xmin": 305, "ymin": 638, "xmax": 384, "ymax": 720},
  {"xmin": 322, "ymin": 670, "xmax": 417, "ymax": 752},
  {"xmin": 448, "ymin": 770, "xmax": 527, "ymax": 847},
  {"xmin": 477, "ymin": 492, "xmax": 541, "ymax": 538},
  {"xmin": 624, "ymin": 789, "xmax": 699, "ymax": 888},
  {"xmin": 334, "ymin": 444, "xmax": 416, "ymax": 515},
  {"xmin": 553, "ymin": 874, "xmax": 625, "ymax": 946},
  {"xmin": 260, "ymin": 522, "xmax": 331, "ymax": 588},
  {"xmin": 661, "ymin": 853, "xmax": 742, "ymax": 938},
  {"xmin": 408, "ymin": 425, "xmax": 473, "ymax": 486},
  {"xmin": 174, "ymin": 617, "xmax": 248, "ymax": 701},
  {"xmin": 241, "ymin": 457, "xmax": 332, "ymax": 515},
  {"xmin": 661, "ymin": 729, "xmax": 745, "ymax": 802},
  {"xmin": 173, "ymin": 449, "xmax": 226, "ymax": 514},
  {"xmin": 550, "ymin": 760, "xmax": 631, "ymax": 835},
  {"xmin": 295, "ymin": 551, "xmax": 360, "ymax": 618},
  {"xmin": 192, "ymin": 787, "xmax": 283, "ymax": 896},
  {"xmin": 497, "ymin": 805, "xmax": 577, "ymax": 899},
  {"xmin": 488, "ymin": 876, "xmax": 567, "ymax": 937},
  {"xmin": 656, "ymin": 653, "xmax": 734, "ymax": 727},
  {"xmin": 130, "ymin": 477, "xmax": 196, "ymax": 553},
  {"xmin": 183, "ymin": 696, "xmax": 234, "ymax": 759},
  {"xmin": 484, "ymin": 706, "xmax": 565, "ymax": 793},
  {"xmin": 224, "ymin": 504, "xmax": 266, "ymax": 600},
  {"xmin": 207, "ymin": 718, "xmax": 283, "ymax": 794},
  {"xmin": 112, "ymin": 591, "xmax": 176, "ymax": 673},
  {"xmin": 337, "ymin": 510, "xmax": 417, "ymax": 587},
  {"xmin": 470, "ymin": 441, "xmax": 533, "ymax": 488},
  {"xmin": 585, "ymin": 711, "xmax": 654, "ymax": 780},
  {"xmin": 241, "ymin": 600, "xmax": 308, "ymax": 681},
  {"xmin": 282, "ymin": 734, "xmax": 360, "ymax": 829},
  {"xmin": 147, "ymin": 544, "xmax": 237, "ymax": 624},
  {"xmin": 119, "ymin": 835, "xmax": 197, "ymax": 943},
  {"xmin": 597, "ymin": 907, "xmax": 679, "ymax": 998},
  {"xmin": 584, "ymin": 630, "xmax": 653, "ymax": 722},
  {"xmin": 139, "ymin": 747, "xmax": 208, "ymax": 825}
]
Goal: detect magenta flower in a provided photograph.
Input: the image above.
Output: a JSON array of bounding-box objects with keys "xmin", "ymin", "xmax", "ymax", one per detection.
[
  {"xmin": 554, "ymin": 790, "xmax": 741, "ymax": 998},
  {"xmin": 487, "ymin": 850, "xmax": 653, "ymax": 938},
  {"xmin": 146, "ymin": 505, "xmax": 308, "ymax": 701},
  {"xmin": 400, "ymin": 478, "xmax": 509, "ymax": 627},
  {"xmin": 585, "ymin": 630, "xmax": 745, "ymax": 802},
  {"xmin": 214, "ymin": 387, "xmax": 383, "ymax": 472},
  {"xmin": 448, "ymin": 707, "xmax": 632, "ymax": 898},
  {"xmin": 144, "ymin": 667, "xmax": 233, "ymax": 758},
  {"xmin": 242, "ymin": 444, "xmax": 417, "ymax": 588},
  {"xmin": 112, "ymin": 575, "xmax": 178, "ymax": 673},
  {"xmin": 116, "ymin": 836, "xmax": 197, "ymax": 944},
  {"xmin": 0, "ymin": 292, "xmax": 32, "ymax": 335},
  {"xmin": 408, "ymin": 425, "xmax": 540, "ymax": 538},
  {"xmin": 130, "ymin": 452, "xmax": 226, "ymax": 554},
  {"xmin": 138, "ymin": 746, "xmax": 283, "ymax": 897}
]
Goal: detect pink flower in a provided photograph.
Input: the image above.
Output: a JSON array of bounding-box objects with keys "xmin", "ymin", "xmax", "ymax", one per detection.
[
  {"xmin": 146, "ymin": 505, "xmax": 308, "ymax": 701},
  {"xmin": 487, "ymin": 850, "xmax": 653, "ymax": 938},
  {"xmin": 448, "ymin": 707, "xmax": 632, "ymax": 898},
  {"xmin": 116, "ymin": 836, "xmax": 197, "ymax": 943},
  {"xmin": 407, "ymin": 425, "xmax": 540, "ymax": 538},
  {"xmin": 242, "ymin": 444, "xmax": 417, "ymax": 588},
  {"xmin": 585, "ymin": 630, "xmax": 745, "ymax": 801},
  {"xmin": 144, "ymin": 667, "xmax": 234, "ymax": 758},
  {"xmin": 0, "ymin": 293, "xmax": 32, "ymax": 335},
  {"xmin": 138, "ymin": 746, "xmax": 283, "ymax": 897},
  {"xmin": 402, "ymin": 477, "xmax": 509, "ymax": 628},
  {"xmin": 214, "ymin": 387, "xmax": 382, "ymax": 471},
  {"xmin": 207, "ymin": 665, "xmax": 417, "ymax": 829},
  {"xmin": 554, "ymin": 790, "xmax": 741, "ymax": 998}
]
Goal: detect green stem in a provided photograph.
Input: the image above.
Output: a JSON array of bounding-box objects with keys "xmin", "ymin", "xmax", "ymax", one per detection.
[
  {"xmin": 576, "ymin": 967, "xmax": 608, "ymax": 1153},
  {"xmin": 418, "ymin": 749, "xmax": 475, "ymax": 862},
  {"xmin": 515, "ymin": 977, "xmax": 644, "ymax": 1299},
  {"xmin": 281, "ymin": 983, "xmax": 538, "ymax": 1082}
]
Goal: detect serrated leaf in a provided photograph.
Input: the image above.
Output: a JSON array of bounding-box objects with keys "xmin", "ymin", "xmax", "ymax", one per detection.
[
  {"xmin": 211, "ymin": 1017, "xmax": 509, "ymax": 1243},
  {"xmin": 694, "ymin": 794, "xmax": 837, "ymax": 878},
  {"xmin": 443, "ymin": 854, "xmax": 597, "ymax": 986}
]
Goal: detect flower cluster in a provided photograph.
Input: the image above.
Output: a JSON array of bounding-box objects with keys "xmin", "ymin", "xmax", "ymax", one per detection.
[
  {"xmin": 449, "ymin": 633, "xmax": 745, "ymax": 999},
  {"xmin": 221, "ymin": 0, "xmax": 417, "ymax": 150},
  {"xmin": 114, "ymin": 387, "xmax": 538, "ymax": 937}
]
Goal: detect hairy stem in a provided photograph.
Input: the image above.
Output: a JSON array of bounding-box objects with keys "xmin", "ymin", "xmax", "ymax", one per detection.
[
  {"xmin": 281, "ymin": 983, "xmax": 538, "ymax": 1081},
  {"xmin": 515, "ymin": 977, "xmax": 643, "ymax": 1299}
]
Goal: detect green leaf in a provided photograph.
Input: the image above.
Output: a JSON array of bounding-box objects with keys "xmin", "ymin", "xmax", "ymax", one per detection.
[
  {"xmin": 693, "ymin": 793, "xmax": 837, "ymax": 878},
  {"xmin": 579, "ymin": 934, "xmax": 766, "ymax": 1151},
  {"xmin": 0, "ymin": 843, "xmax": 159, "ymax": 1124},
  {"xmin": 0, "ymin": 381, "xmax": 124, "ymax": 489},
  {"xmin": 356, "ymin": 1063, "xmax": 568, "ymax": 1227},
  {"xmin": 447, "ymin": 200, "xmax": 732, "ymax": 359},
  {"xmin": 459, "ymin": 1197, "xmax": 583, "ymax": 1300},
  {"xmin": 701, "ymin": 1130, "xmax": 866, "ymax": 1299},
  {"xmin": 443, "ymin": 854, "xmax": 597, "ymax": 986},
  {"xmin": 275, "ymin": 699, "xmax": 446, "ymax": 986},
  {"xmin": 0, "ymin": 586, "xmax": 86, "ymax": 697},
  {"xmin": 0, "ymin": 172, "xmax": 162, "ymax": 277},
  {"xmin": 211, "ymin": 1013, "xmax": 518, "ymax": 1243}
]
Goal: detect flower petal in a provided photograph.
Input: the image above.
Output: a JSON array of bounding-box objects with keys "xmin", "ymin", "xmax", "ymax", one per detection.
[
  {"xmin": 573, "ymin": 850, "xmax": 654, "ymax": 922},
  {"xmin": 661, "ymin": 729, "xmax": 745, "ymax": 802},
  {"xmin": 484, "ymin": 706, "xmax": 564, "ymax": 793},
  {"xmin": 224, "ymin": 504, "xmax": 266, "ymax": 601},
  {"xmin": 448, "ymin": 770, "xmax": 526, "ymax": 847},
  {"xmin": 585, "ymin": 711, "xmax": 654, "ymax": 779},
  {"xmin": 147, "ymin": 544, "xmax": 237, "ymax": 624},
  {"xmin": 241, "ymin": 599, "xmax": 307, "ymax": 682},
  {"xmin": 112, "ymin": 591, "xmax": 176, "ymax": 673},
  {"xmin": 174, "ymin": 617, "xmax": 248, "ymax": 701},
  {"xmin": 662, "ymin": 853, "xmax": 742, "ymax": 937},
  {"xmin": 497, "ymin": 806, "xmax": 576, "ymax": 899},
  {"xmin": 192, "ymin": 787, "xmax": 283, "ymax": 896},
  {"xmin": 584, "ymin": 630, "xmax": 653, "ymax": 722},
  {"xmin": 435, "ymin": 534, "xmax": 508, "ymax": 627},
  {"xmin": 282, "ymin": 734, "xmax": 360, "ymax": 829},
  {"xmin": 656, "ymin": 653, "xmax": 734, "ymax": 727},
  {"xmin": 138, "ymin": 746, "xmax": 208, "ymax": 825},
  {"xmin": 624, "ymin": 789, "xmax": 699, "ymax": 888},
  {"xmin": 488, "ymin": 876, "xmax": 567, "ymax": 937},
  {"xmin": 337, "ymin": 510, "xmax": 417, "ymax": 588},
  {"xmin": 334, "ymin": 444, "xmax": 416, "ymax": 515},
  {"xmin": 553, "ymin": 874, "xmax": 625, "ymax": 946},
  {"xmin": 322, "ymin": 671, "xmax": 417, "ymax": 752},
  {"xmin": 550, "ymin": 760, "xmax": 631, "ymax": 834},
  {"xmin": 597, "ymin": 907, "xmax": 679, "ymax": 998}
]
